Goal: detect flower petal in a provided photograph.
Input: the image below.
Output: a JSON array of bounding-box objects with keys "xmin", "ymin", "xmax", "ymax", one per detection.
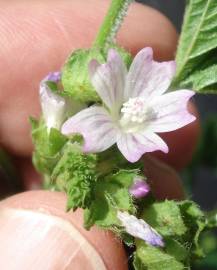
[
  {"xmin": 117, "ymin": 132, "xmax": 168, "ymax": 163},
  {"xmin": 117, "ymin": 211, "xmax": 164, "ymax": 247},
  {"xmin": 40, "ymin": 80, "xmax": 66, "ymax": 130},
  {"xmin": 148, "ymin": 90, "xmax": 196, "ymax": 132},
  {"xmin": 61, "ymin": 106, "xmax": 118, "ymax": 152},
  {"xmin": 125, "ymin": 47, "xmax": 176, "ymax": 100},
  {"xmin": 89, "ymin": 49, "xmax": 127, "ymax": 111},
  {"xmin": 45, "ymin": 71, "xmax": 61, "ymax": 82}
]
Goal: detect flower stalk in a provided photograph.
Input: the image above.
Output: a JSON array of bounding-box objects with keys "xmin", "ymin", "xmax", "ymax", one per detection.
[{"xmin": 94, "ymin": 0, "xmax": 133, "ymax": 48}]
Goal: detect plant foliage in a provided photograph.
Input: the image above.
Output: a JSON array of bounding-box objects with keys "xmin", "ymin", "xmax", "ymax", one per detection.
[{"xmin": 173, "ymin": 0, "xmax": 217, "ymax": 93}]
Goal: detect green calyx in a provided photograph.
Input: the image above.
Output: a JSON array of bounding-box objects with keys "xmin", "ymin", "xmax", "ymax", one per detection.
[
  {"xmin": 30, "ymin": 117, "xmax": 67, "ymax": 177},
  {"xmin": 61, "ymin": 46, "xmax": 131, "ymax": 103},
  {"xmin": 61, "ymin": 0, "xmax": 133, "ymax": 103}
]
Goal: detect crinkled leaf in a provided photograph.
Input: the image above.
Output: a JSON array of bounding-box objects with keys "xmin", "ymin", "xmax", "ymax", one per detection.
[
  {"xmin": 84, "ymin": 170, "xmax": 138, "ymax": 230},
  {"xmin": 173, "ymin": 0, "xmax": 217, "ymax": 93},
  {"xmin": 52, "ymin": 142, "xmax": 97, "ymax": 211},
  {"xmin": 142, "ymin": 200, "xmax": 187, "ymax": 237},
  {"xmin": 134, "ymin": 240, "xmax": 185, "ymax": 270}
]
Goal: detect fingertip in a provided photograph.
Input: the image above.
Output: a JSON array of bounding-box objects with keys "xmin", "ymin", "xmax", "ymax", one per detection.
[
  {"xmin": 0, "ymin": 190, "xmax": 128, "ymax": 270},
  {"xmin": 119, "ymin": 3, "xmax": 178, "ymax": 60}
]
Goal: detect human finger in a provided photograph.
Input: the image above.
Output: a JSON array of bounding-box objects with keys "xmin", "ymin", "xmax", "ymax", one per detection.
[{"xmin": 0, "ymin": 190, "xmax": 128, "ymax": 270}]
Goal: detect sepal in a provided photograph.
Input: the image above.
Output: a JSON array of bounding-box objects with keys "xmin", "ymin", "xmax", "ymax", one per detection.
[
  {"xmin": 61, "ymin": 46, "xmax": 132, "ymax": 103},
  {"xmin": 30, "ymin": 117, "xmax": 67, "ymax": 176}
]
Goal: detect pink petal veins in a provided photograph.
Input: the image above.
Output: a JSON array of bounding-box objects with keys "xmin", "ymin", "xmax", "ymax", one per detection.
[
  {"xmin": 89, "ymin": 49, "xmax": 126, "ymax": 111},
  {"xmin": 117, "ymin": 132, "xmax": 168, "ymax": 162},
  {"xmin": 61, "ymin": 106, "xmax": 118, "ymax": 153},
  {"xmin": 125, "ymin": 47, "xmax": 176, "ymax": 101},
  {"xmin": 147, "ymin": 90, "xmax": 196, "ymax": 133}
]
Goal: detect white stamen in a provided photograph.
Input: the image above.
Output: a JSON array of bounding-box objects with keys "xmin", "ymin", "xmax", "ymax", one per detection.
[
  {"xmin": 119, "ymin": 97, "xmax": 157, "ymax": 133},
  {"xmin": 121, "ymin": 97, "xmax": 149, "ymax": 123}
]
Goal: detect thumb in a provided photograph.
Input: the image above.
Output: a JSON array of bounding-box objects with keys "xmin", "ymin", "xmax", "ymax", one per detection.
[{"xmin": 0, "ymin": 190, "xmax": 127, "ymax": 270}]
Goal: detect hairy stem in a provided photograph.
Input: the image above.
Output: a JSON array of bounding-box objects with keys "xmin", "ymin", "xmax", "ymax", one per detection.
[{"xmin": 94, "ymin": 0, "xmax": 133, "ymax": 48}]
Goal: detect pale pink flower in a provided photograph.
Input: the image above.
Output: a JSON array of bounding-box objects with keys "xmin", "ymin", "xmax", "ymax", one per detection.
[
  {"xmin": 62, "ymin": 48, "xmax": 195, "ymax": 162},
  {"xmin": 117, "ymin": 211, "xmax": 164, "ymax": 247}
]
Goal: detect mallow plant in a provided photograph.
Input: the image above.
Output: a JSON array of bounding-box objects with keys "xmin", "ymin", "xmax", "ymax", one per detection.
[{"xmin": 30, "ymin": 0, "xmax": 217, "ymax": 269}]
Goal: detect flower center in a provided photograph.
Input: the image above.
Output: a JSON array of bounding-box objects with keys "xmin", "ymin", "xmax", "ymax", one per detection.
[
  {"xmin": 119, "ymin": 97, "xmax": 156, "ymax": 133},
  {"xmin": 121, "ymin": 97, "xmax": 149, "ymax": 122}
]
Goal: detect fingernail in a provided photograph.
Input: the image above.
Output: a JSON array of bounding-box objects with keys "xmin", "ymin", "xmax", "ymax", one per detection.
[{"xmin": 0, "ymin": 207, "xmax": 107, "ymax": 270}]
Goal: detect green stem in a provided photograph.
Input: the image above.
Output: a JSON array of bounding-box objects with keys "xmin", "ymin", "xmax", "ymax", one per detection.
[{"xmin": 94, "ymin": 0, "xmax": 133, "ymax": 47}]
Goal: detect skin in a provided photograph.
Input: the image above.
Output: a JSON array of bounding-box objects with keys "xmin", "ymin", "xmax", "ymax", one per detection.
[{"xmin": 0, "ymin": 0, "xmax": 200, "ymax": 269}]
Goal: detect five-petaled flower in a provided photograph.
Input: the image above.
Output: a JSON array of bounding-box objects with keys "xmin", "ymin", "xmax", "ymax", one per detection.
[{"xmin": 62, "ymin": 48, "xmax": 195, "ymax": 162}]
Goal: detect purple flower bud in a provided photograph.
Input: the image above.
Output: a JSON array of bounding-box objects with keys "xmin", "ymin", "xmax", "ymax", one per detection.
[
  {"xmin": 45, "ymin": 71, "xmax": 61, "ymax": 83},
  {"xmin": 117, "ymin": 211, "xmax": 164, "ymax": 247},
  {"xmin": 129, "ymin": 177, "xmax": 150, "ymax": 198}
]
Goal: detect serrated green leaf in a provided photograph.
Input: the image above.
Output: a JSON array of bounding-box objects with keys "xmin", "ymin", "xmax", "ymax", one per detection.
[
  {"xmin": 173, "ymin": 0, "xmax": 217, "ymax": 93},
  {"xmin": 52, "ymin": 142, "xmax": 97, "ymax": 210},
  {"xmin": 84, "ymin": 170, "xmax": 137, "ymax": 229},
  {"xmin": 134, "ymin": 240, "xmax": 185, "ymax": 270},
  {"xmin": 142, "ymin": 200, "xmax": 187, "ymax": 237},
  {"xmin": 189, "ymin": 64, "xmax": 217, "ymax": 91}
]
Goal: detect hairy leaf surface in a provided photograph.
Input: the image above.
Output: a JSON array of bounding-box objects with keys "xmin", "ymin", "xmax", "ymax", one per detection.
[{"xmin": 173, "ymin": 0, "xmax": 217, "ymax": 93}]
